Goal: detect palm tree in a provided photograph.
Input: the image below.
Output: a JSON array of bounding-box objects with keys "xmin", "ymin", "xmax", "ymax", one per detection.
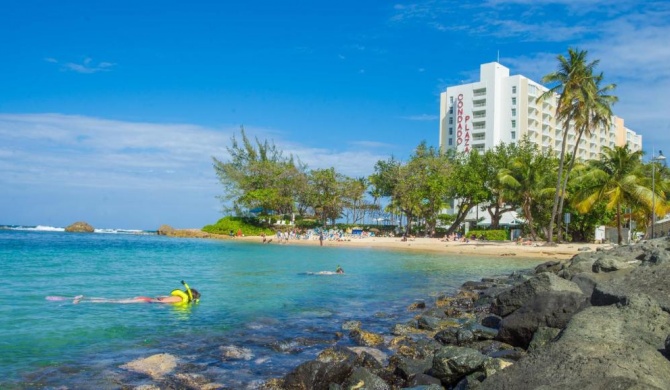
[
  {"xmin": 554, "ymin": 72, "xmax": 618, "ymax": 241},
  {"xmin": 538, "ymin": 48, "xmax": 602, "ymax": 243},
  {"xmin": 573, "ymin": 145, "xmax": 651, "ymax": 245}
]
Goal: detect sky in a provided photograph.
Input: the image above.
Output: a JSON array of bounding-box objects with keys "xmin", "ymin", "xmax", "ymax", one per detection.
[{"xmin": 1, "ymin": 0, "xmax": 668, "ymax": 230}]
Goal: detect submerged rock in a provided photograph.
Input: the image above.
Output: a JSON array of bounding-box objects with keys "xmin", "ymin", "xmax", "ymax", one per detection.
[
  {"xmin": 119, "ymin": 353, "xmax": 178, "ymax": 379},
  {"xmin": 220, "ymin": 345, "xmax": 253, "ymax": 360}
]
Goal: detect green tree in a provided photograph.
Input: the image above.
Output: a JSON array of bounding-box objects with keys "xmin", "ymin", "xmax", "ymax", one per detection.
[
  {"xmin": 413, "ymin": 143, "xmax": 451, "ymax": 236},
  {"xmin": 212, "ymin": 127, "xmax": 307, "ymax": 218},
  {"xmin": 573, "ymin": 145, "xmax": 652, "ymax": 244},
  {"xmin": 369, "ymin": 142, "xmax": 452, "ymax": 236},
  {"xmin": 307, "ymin": 168, "xmax": 345, "ymax": 227},
  {"xmin": 444, "ymin": 150, "xmax": 489, "ymax": 235},
  {"xmin": 369, "ymin": 157, "xmax": 401, "ymax": 199}
]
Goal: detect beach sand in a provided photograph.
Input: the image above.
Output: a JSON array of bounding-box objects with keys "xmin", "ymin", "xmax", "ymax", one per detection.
[{"xmin": 205, "ymin": 233, "xmax": 609, "ymax": 261}]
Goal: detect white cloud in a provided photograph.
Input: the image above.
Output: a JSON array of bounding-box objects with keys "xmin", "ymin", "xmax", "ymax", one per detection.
[
  {"xmin": 46, "ymin": 57, "xmax": 116, "ymax": 74},
  {"xmin": 0, "ymin": 114, "xmax": 390, "ymax": 193}
]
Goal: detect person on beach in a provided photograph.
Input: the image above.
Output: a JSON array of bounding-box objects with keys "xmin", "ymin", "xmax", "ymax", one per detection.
[{"xmin": 72, "ymin": 282, "xmax": 200, "ymax": 304}]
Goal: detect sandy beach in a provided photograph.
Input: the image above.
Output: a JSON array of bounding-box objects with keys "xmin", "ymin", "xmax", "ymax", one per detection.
[{"xmin": 204, "ymin": 233, "xmax": 610, "ymax": 261}]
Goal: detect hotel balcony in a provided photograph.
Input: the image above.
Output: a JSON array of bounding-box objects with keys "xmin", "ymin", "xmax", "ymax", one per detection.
[{"xmin": 473, "ymin": 88, "xmax": 486, "ymax": 97}]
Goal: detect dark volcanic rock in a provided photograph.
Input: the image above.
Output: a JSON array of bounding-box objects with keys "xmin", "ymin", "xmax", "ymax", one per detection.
[
  {"xmin": 282, "ymin": 346, "xmax": 357, "ymax": 390},
  {"xmin": 406, "ymin": 373, "xmax": 443, "ymax": 388},
  {"xmin": 491, "ymin": 272, "xmax": 583, "ymax": 317},
  {"xmin": 428, "ymin": 345, "xmax": 488, "ymax": 387},
  {"xmin": 534, "ymin": 261, "xmax": 563, "ymax": 274},
  {"xmin": 341, "ymin": 367, "xmax": 390, "ymax": 390},
  {"xmin": 481, "ymin": 314, "xmax": 502, "ymax": 329},
  {"xmin": 388, "ymin": 354, "xmax": 433, "ymax": 381},
  {"xmin": 527, "ymin": 326, "xmax": 561, "ymax": 352},
  {"xmin": 434, "ymin": 327, "xmax": 476, "ymax": 346},
  {"xmin": 591, "ymin": 261, "xmax": 670, "ymax": 312},
  {"xmin": 481, "ymin": 294, "xmax": 670, "ymax": 389},
  {"xmin": 496, "ymin": 290, "xmax": 589, "ymax": 349},
  {"xmin": 592, "ymin": 256, "xmax": 634, "ymax": 272}
]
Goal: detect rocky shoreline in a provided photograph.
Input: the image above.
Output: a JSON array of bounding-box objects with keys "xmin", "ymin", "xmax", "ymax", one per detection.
[{"xmin": 111, "ymin": 237, "xmax": 670, "ymax": 389}]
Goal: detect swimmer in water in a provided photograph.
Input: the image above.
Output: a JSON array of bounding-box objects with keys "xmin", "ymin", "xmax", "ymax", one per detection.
[{"xmin": 71, "ymin": 281, "xmax": 200, "ymax": 304}]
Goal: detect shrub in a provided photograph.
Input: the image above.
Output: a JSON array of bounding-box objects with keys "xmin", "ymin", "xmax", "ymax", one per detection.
[
  {"xmin": 466, "ymin": 229, "xmax": 508, "ymax": 241},
  {"xmin": 202, "ymin": 216, "xmax": 274, "ymax": 236}
]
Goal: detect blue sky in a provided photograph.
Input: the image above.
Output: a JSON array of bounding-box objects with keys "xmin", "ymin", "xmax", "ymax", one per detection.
[{"xmin": 1, "ymin": 0, "xmax": 668, "ymax": 230}]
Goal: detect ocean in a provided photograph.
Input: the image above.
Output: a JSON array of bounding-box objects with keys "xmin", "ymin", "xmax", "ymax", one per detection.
[{"xmin": 0, "ymin": 227, "xmax": 545, "ymax": 389}]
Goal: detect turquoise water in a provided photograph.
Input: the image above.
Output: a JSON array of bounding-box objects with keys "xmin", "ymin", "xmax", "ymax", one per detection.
[{"xmin": 0, "ymin": 230, "xmax": 544, "ymax": 388}]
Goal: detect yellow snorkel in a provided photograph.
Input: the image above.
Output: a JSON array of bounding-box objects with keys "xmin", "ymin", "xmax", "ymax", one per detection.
[{"xmin": 181, "ymin": 280, "xmax": 196, "ymax": 303}]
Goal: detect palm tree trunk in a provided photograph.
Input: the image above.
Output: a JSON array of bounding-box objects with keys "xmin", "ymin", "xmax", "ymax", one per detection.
[
  {"xmin": 556, "ymin": 129, "xmax": 585, "ymax": 242},
  {"xmin": 525, "ymin": 199, "xmax": 538, "ymax": 241},
  {"xmin": 548, "ymin": 122, "xmax": 571, "ymax": 243},
  {"xmin": 616, "ymin": 203, "xmax": 623, "ymax": 245}
]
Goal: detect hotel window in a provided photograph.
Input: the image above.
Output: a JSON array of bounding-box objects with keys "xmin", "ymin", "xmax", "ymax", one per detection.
[
  {"xmin": 448, "ymin": 139, "xmax": 453, "ymax": 146},
  {"xmin": 512, "ymin": 86, "xmax": 517, "ymax": 94},
  {"xmin": 450, "ymin": 96, "xmax": 454, "ymax": 103},
  {"xmin": 511, "ymin": 108, "xmax": 516, "ymax": 116},
  {"xmin": 512, "ymin": 120, "xmax": 516, "ymax": 128},
  {"xmin": 511, "ymin": 131, "xmax": 516, "ymax": 139},
  {"xmin": 449, "ymin": 117, "xmax": 453, "ymax": 124},
  {"xmin": 449, "ymin": 106, "xmax": 453, "ymax": 114},
  {"xmin": 512, "ymin": 97, "xmax": 517, "ymax": 106},
  {"xmin": 449, "ymin": 127, "xmax": 453, "ymax": 135}
]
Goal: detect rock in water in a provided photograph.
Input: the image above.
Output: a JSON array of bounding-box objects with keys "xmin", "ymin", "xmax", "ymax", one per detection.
[{"xmin": 64, "ymin": 221, "xmax": 94, "ymax": 233}]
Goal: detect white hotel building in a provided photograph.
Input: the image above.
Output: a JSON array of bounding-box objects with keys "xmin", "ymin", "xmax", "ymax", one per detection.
[
  {"xmin": 438, "ymin": 62, "xmax": 643, "ymax": 231},
  {"xmin": 439, "ymin": 62, "xmax": 642, "ymax": 158}
]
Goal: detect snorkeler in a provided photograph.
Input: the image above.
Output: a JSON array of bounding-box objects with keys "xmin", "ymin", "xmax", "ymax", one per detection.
[{"xmin": 70, "ymin": 281, "xmax": 200, "ymax": 304}]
